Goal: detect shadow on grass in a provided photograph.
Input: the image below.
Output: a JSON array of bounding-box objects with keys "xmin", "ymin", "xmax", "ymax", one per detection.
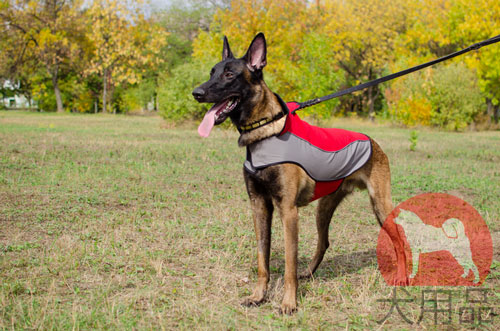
[
  {"xmin": 263, "ymin": 250, "xmax": 378, "ymax": 301},
  {"xmin": 298, "ymin": 249, "xmax": 377, "ymax": 279}
]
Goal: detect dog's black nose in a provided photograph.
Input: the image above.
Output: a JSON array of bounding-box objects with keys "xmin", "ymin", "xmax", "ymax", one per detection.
[{"xmin": 192, "ymin": 87, "xmax": 206, "ymax": 99}]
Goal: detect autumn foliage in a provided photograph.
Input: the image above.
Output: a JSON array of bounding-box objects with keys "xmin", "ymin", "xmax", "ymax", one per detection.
[
  {"xmin": 186, "ymin": 0, "xmax": 500, "ymax": 128},
  {"xmin": 0, "ymin": 0, "xmax": 167, "ymax": 113},
  {"xmin": 1, "ymin": 0, "xmax": 499, "ymax": 129}
]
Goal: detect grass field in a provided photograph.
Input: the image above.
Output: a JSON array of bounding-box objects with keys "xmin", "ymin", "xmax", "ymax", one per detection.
[{"xmin": 0, "ymin": 111, "xmax": 499, "ymax": 329}]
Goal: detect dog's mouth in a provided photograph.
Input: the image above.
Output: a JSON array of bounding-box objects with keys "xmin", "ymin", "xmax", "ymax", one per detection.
[{"xmin": 198, "ymin": 97, "xmax": 240, "ymax": 137}]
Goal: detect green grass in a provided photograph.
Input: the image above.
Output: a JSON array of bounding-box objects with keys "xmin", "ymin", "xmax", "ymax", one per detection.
[{"xmin": 0, "ymin": 111, "xmax": 499, "ymax": 329}]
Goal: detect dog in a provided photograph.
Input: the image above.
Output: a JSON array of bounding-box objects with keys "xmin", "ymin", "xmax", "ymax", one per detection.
[
  {"xmin": 394, "ymin": 209, "xmax": 479, "ymax": 283},
  {"xmin": 192, "ymin": 33, "xmax": 408, "ymax": 314}
]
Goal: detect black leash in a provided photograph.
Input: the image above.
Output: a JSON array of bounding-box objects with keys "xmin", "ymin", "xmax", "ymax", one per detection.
[{"xmin": 293, "ymin": 33, "xmax": 500, "ymax": 113}]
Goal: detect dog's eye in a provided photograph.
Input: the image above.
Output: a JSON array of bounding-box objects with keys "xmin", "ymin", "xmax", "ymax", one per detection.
[{"xmin": 224, "ymin": 72, "xmax": 234, "ymax": 79}]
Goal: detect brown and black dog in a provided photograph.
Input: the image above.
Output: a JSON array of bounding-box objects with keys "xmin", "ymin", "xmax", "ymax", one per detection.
[{"xmin": 192, "ymin": 33, "xmax": 408, "ymax": 314}]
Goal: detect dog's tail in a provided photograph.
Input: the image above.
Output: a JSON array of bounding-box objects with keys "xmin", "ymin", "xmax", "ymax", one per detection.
[{"xmin": 442, "ymin": 218, "xmax": 466, "ymax": 239}]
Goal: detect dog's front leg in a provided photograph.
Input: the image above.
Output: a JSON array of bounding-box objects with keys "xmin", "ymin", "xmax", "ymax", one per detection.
[
  {"xmin": 279, "ymin": 204, "xmax": 299, "ymax": 314},
  {"xmin": 242, "ymin": 174, "xmax": 273, "ymax": 307}
]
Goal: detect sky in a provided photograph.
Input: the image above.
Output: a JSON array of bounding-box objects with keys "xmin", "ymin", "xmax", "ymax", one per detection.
[{"xmin": 149, "ymin": 0, "xmax": 173, "ymax": 10}]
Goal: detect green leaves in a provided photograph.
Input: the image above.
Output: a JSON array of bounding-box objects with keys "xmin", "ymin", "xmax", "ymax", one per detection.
[
  {"xmin": 157, "ymin": 59, "xmax": 209, "ymax": 121},
  {"xmin": 387, "ymin": 63, "xmax": 484, "ymax": 130}
]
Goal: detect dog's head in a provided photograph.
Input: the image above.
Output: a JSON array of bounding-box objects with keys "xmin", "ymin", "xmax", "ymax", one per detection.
[{"xmin": 193, "ymin": 33, "xmax": 267, "ymax": 137}]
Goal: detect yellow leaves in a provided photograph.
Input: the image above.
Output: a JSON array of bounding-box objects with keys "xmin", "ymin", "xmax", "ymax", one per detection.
[
  {"xmin": 84, "ymin": 0, "xmax": 168, "ymax": 86},
  {"xmin": 2, "ymin": 0, "xmax": 88, "ymax": 74},
  {"xmin": 395, "ymin": 96, "xmax": 432, "ymax": 127},
  {"xmin": 397, "ymin": 0, "xmax": 500, "ymax": 103},
  {"xmin": 37, "ymin": 28, "xmax": 55, "ymax": 47},
  {"xmin": 195, "ymin": 0, "xmax": 309, "ymax": 58},
  {"xmin": 193, "ymin": 0, "xmax": 313, "ymax": 100},
  {"xmin": 324, "ymin": 0, "xmax": 411, "ymax": 66}
]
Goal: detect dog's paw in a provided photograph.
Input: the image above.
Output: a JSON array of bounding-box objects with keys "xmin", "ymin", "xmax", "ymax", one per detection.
[
  {"xmin": 394, "ymin": 278, "xmax": 409, "ymax": 286},
  {"xmin": 298, "ymin": 270, "xmax": 314, "ymax": 280},
  {"xmin": 279, "ymin": 302, "xmax": 297, "ymax": 315},
  {"xmin": 279, "ymin": 294, "xmax": 297, "ymax": 315},
  {"xmin": 241, "ymin": 295, "xmax": 265, "ymax": 307},
  {"xmin": 393, "ymin": 265, "xmax": 410, "ymax": 286},
  {"xmin": 393, "ymin": 274, "xmax": 409, "ymax": 286}
]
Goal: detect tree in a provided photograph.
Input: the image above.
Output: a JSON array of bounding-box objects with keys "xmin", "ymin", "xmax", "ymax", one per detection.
[
  {"xmin": 192, "ymin": 0, "xmax": 415, "ymax": 119},
  {"xmin": 84, "ymin": 0, "xmax": 168, "ymax": 114},
  {"xmin": 396, "ymin": 0, "xmax": 500, "ymax": 124},
  {"xmin": 156, "ymin": 0, "xmax": 230, "ymax": 118},
  {"xmin": 0, "ymin": 8, "xmax": 38, "ymax": 109},
  {"xmin": 453, "ymin": 0, "xmax": 500, "ymax": 123},
  {"xmin": 192, "ymin": 0, "xmax": 316, "ymax": 109},
  {"xmin": 317, "ymin": 0, "xmax": 412, "ymax": 119},
  {"xmin": 0, "ymin": 0, "xmax": 88, "ymax": 112}
]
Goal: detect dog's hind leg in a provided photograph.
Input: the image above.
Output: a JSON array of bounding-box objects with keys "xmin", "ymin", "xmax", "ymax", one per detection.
[
  {"xmin": 300, "ymin": 189, "xmax": 349, "ymax": 279},
  {"xmin": 410, "ymin": 250, "xmax": 420, "ymax": 279},
  {"xmin": 364, "ymin": 140, "xmax": 409, "ymax": 285}
]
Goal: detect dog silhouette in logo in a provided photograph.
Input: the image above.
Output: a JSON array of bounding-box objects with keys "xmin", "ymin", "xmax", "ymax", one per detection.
[{"xmin": 394, "ymin": 209, "xmax": 479, "ymax": 283}]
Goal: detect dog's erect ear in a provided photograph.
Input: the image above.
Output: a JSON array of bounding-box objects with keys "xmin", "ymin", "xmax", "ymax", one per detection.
[
  {"xmin": 243, "ymin": 33, "xmax": 267, "ymax": 71},
  {"xmin": 222, "ymin": 36, "xmax": 234, "ymax": 61}
]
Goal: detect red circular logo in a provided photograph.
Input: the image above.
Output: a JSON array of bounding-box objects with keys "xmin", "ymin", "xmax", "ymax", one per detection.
[{"xmin": 377, "ymin": 193, "xmax": 492, "ymax": 286}]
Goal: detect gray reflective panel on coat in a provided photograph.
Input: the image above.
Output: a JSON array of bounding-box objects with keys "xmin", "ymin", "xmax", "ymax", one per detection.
[{"xmin": 244, "ymin": 132, "xmax": 371, "ymax": 181}]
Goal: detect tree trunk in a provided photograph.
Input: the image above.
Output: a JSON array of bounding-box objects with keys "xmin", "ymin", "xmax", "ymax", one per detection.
[
  {"xmin": 486, "ymin": 98, "xmax": 494, "ymax": 124},
  {"xmin": 102, "ymin": 68, "xmax": 108, "ymax": 113},
  {"xmin": 51, "ymin": 67, "xmax": 64, "ymax": 113},
  {"xmin": 368, "ymin": 86, "xmax": 375, "ymax": 121},
  {"xmin": 486, "ymin": 98, "xmax": 500, "ymax": 124},
  {"xmin": 110, "ymin": 82, "xmax": 115, "ymax": 114},
  {"xmin": 153, "ymin": 75, "xmax": 159, "ymax": 111},
  {"xmin": 27, "ymin": 91, "xmax": 35, "ymax": 111}
]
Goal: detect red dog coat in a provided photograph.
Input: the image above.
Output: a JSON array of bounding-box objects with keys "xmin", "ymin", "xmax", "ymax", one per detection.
[{"xmin": 244, "ymin": 97, "xmax": 372, "ymax": 201}]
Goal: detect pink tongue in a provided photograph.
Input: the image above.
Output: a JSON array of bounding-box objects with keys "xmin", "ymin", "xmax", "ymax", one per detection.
[
  {"xmin": 198, "ymin": 109, "xmax": 217, "ymax": 137},
  {"xmin": 198, "ymin": 101, "xmax": 227, "ymax": 137}
]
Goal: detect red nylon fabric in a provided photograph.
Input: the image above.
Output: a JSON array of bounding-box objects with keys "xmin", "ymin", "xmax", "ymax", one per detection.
[
  {"xmin": 283, "ymin": 102, "xmax": 370, "ymax": 150},
  {"xmin": 284, "ymin": 102, "xmax": 370, "ymax": 201}
]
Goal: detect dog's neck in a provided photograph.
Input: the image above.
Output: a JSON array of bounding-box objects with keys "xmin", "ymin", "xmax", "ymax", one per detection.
[{"xmin": 236, "ymin": 82, "xmax": 286, "ymax": 147}]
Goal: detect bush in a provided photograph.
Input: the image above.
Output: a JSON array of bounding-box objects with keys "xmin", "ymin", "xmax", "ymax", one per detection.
[
  {"xmin": 30, "ymin": 72, "xmax": 95, "ymax": 112},
  {"xmin": 386, "ymin": 63, "xmax": 484, "ymax": 130},
  {"xmin": 60, "ymin": 75, "xmax": 94, "ymax": 113},
  {"xmin": 428, "ymin": 63, "xmax": 484, "ymax": 130},
  {"xmin": 385, "ymin": 70, "xmax": 432, "ymax": 126},
  {"xmin": 157, "ymin": 59, "xmax": 210, "ymax": 122},
  {"xmin": 281, "ymin": 32, "xmax": 343, "ymax": 119},
  {"xmin": 31, "ymin": 72, "xmax": 57, "ymax": 112},
  {"xmin": 157, "ymin": 34, "xmax": 344, "ymax": 122}
]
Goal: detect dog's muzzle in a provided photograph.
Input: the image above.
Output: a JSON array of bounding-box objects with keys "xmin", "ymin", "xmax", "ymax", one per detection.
[{"xmin": 192, "ymin": 87, "xmax": 206, "ymax": 102}]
